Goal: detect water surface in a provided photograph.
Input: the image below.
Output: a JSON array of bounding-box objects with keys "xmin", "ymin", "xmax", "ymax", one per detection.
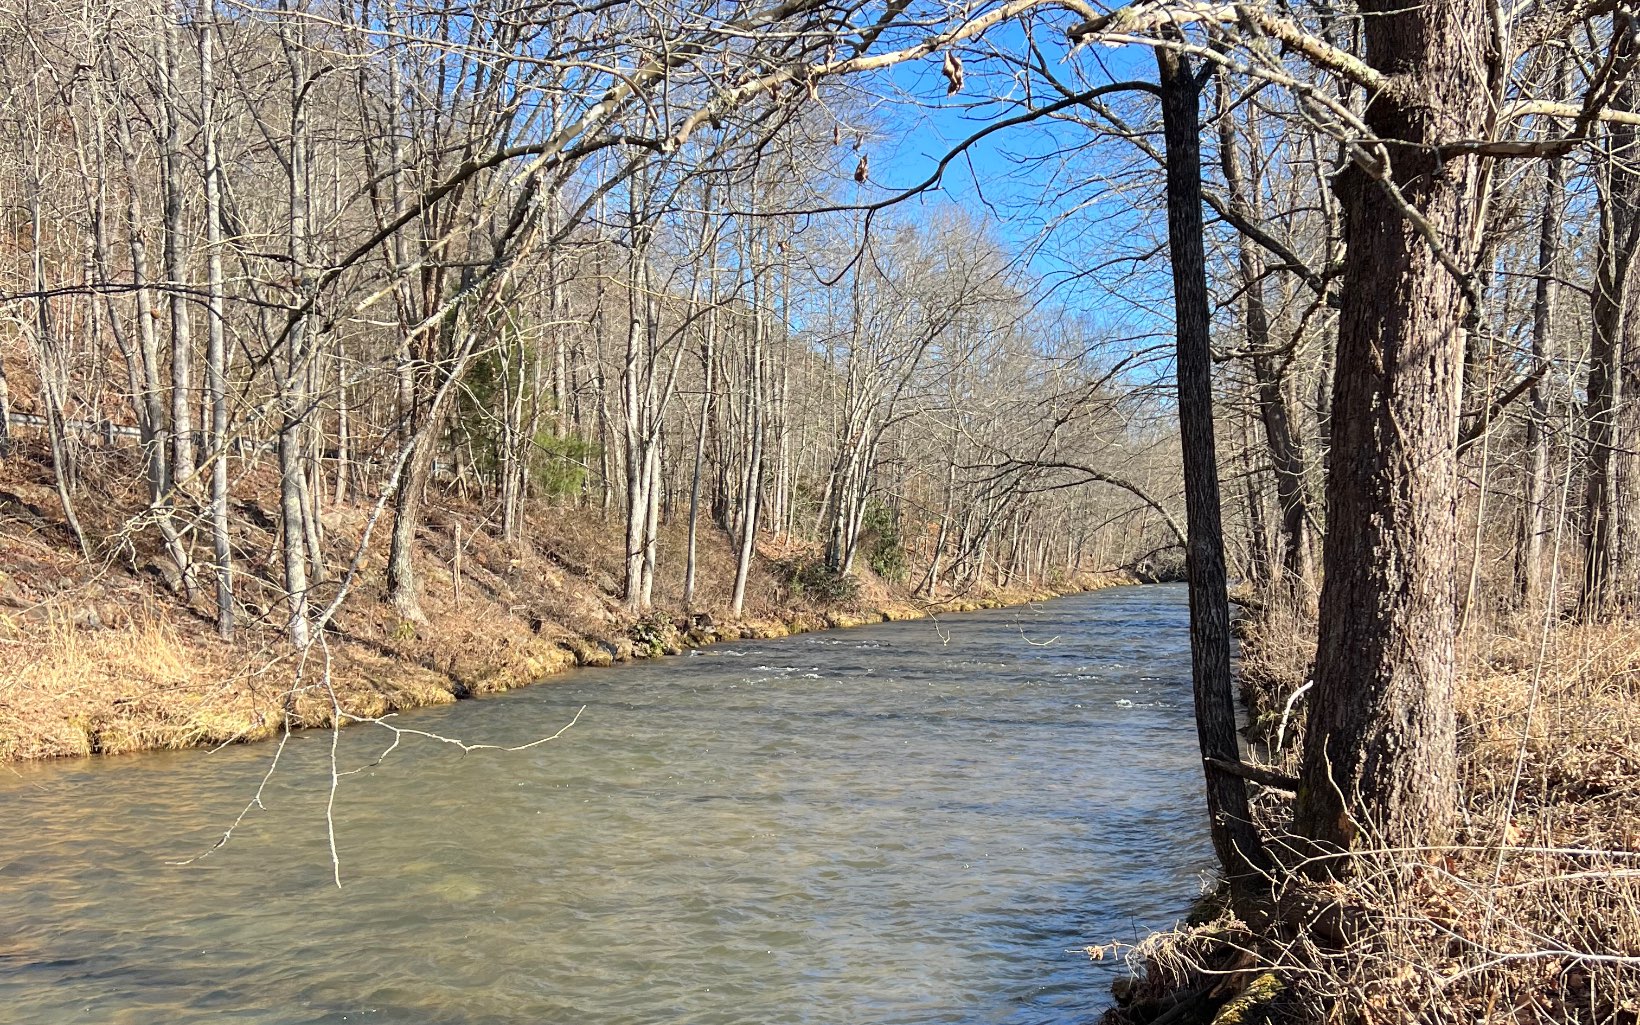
[{"xmin": 0, "ymin": 584, "xmax": 1212, "ymax": 1024}]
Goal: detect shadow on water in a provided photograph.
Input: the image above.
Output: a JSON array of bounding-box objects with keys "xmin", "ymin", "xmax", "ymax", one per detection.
[{"xmin": 0, "ymin": 584, "xmax": 1213, "ymax": 1025}]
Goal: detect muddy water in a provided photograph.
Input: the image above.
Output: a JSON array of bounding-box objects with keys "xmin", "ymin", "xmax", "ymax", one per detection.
[{"xmin": 0, "ymin": 584, "xmax": 1212, "ymax": 1024}]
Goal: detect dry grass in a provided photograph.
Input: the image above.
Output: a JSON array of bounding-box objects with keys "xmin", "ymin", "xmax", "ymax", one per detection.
[
  {"xmin": 0, "ymin": 596, "xmax": 475, "ymax": 759},
  {"xmin": 1103, "ymin": 604, "xmax": 1640, "ymax": 1025},
  {"xmin": 1, "ymin": 604, "xmax": 257, "ymax": 758},
  {"xmin": 0, "ymin": 441, "xmax": 1134, "ymax": 761}
]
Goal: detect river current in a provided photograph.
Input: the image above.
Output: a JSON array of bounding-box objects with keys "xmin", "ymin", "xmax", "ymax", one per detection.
[{"xmin": 0, "ymin": 584, "xmax": 1212, "ymax": 1024}]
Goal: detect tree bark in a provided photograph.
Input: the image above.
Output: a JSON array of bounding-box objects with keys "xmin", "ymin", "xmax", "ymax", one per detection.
[
  {"xmin": 1157, "ymin": 49, "xmax": 1270, "ymax": 889},
  {"xmin": 683, "ymin": 304, "xmax": 716, "ymax": 610},
  {"xmin": 161, "ymin": 12, "xmax": 195, "ymax": 486},
  {"xmin": 1583, "ymin": 20, "xmax": 1640, "ymax": 616},
  {"xmin": 1519, "ymin": 102, "xmax": 1564, "ymax": 609},
  {"xmin": 1217, "ymin": 80, "xmax": 1314, "ymax": 592},
  {"xmin": 731, "ymin": 298, "xmax": 766, "ymax": 617},
  {"xmin": 201, "ymin": 16, "xmax": 234, "ymax": 639},
  {"xmin": 1293, "ymin": 0, "xmax": 1485, "ymax": 861}
]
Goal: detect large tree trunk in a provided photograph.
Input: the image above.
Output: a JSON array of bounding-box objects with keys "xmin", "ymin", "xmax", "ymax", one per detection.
[
  {"xmin": 387, "ymin": 325, "xmax": 483, "ymax": 621},
  {"xmin": 386, "ymin": 437, "xmax": 435, "ymax": 622},
  {"xmin": 1293, "ymin": 0, "xmax": 1486, "ymax": 861},
  {"xmin": 1157, "ymin": 50, "xmax": 1270, "ymax": 890}
]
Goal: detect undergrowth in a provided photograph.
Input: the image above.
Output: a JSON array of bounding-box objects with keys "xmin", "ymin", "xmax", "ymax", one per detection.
[{"xmin": 1101, "ymin": 596, "xmax": 1640, "ymax": 1025}]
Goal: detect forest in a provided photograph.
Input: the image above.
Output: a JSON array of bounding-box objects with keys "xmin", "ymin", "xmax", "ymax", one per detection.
[{"xmin": 1, "ymin": 0, "xmax": 1638, "ymax": 1022}]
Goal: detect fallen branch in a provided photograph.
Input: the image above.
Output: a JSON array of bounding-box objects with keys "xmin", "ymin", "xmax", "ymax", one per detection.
[{"xmin": 1206, "ymin": 756, "xmax": 1299, "ymax": 792}]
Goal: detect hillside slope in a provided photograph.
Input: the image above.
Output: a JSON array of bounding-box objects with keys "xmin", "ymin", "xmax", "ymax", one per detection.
[{"xmin": 0, "ymin": 438, "xmax": 1133, "ymax": 760}]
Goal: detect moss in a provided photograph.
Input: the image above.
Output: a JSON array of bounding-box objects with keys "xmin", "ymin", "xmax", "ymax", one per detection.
[
  {"xmin": 1210, "ymin": 972, "xmax": 1282, "ymax": 1025},
  {"xmin": 1186, "ymin": 881, "xmax": 1232, "ymax": 926},
  {"xmin": 567, "ymin": 638, "xmax": 613, "ymax": 667}
]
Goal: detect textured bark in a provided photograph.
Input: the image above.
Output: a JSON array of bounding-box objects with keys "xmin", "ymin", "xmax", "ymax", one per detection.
[
  {"xmin": 1583, "ymin": 23, "xmax": 1640, "ymax": 616},
  {"xmin": 385, "ymin": 441, "xmax": 430, "ymax": 622},
  {"xmin": 1293, "ymin": 0, "xmax": 1486, "ymax": 859},
  {"xmin": 1158, "ymin": 50, "xmax": 1270, "ymax": 887},
  {"xmin": 1519, "ymin": 127, "xmax": 1564, "ymax": 608},
  {"xmin": 387, "ymin": 324, "xmax": 483, "ymax": 621}
]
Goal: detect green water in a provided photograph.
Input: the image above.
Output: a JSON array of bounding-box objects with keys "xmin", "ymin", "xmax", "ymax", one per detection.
[{"xmin": 0, "ymin": 585, "xmax": 1212, "ymax": 1024}]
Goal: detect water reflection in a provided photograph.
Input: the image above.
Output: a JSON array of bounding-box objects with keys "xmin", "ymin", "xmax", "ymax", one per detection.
[{"xmin": 0, "ymin": 585, "xmax": 1211, "ymax": 1024}]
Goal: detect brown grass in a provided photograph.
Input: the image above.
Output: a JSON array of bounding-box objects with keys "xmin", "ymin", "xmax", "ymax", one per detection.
[
  {"xmin": 0, "ymin": 439, "xmax": 1134, "ymax": 761},
  {"xmin": 1103, "ymin": 604, "xmax": 1640, "ymax": 1025}
]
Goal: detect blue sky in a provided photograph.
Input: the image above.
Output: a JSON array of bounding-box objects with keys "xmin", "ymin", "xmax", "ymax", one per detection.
[{"xmin": 854, "ymin": 31, "xmax": 1177, "ymax": 355}]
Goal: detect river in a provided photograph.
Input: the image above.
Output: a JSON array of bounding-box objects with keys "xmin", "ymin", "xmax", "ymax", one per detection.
[{"xmin": 0, "ymin": 584, "xmax": 1213, "ymax": 1025}]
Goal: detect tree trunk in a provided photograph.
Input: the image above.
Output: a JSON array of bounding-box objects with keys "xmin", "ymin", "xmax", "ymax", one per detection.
[
  {"xmin": 641, "ymin": 440, "xmax": 662, "ymax": 611},
  {"xmin": 683, "ymin": 317, "xmax": 715, "ymax": 610},
  {"xmin": 623, "ymin": 306, "xmax": 652, "ymax": 611},
  {"xmin": 1584, "ymin": 26, "xmax": 1640, "ymax": 616},
  {"xmin": 278, "ymin": 18, "xmax": 316, "ymax": 646},
  {"xmin": 201, "ymin": 17, "xmax": 234, "ymax": 639},
  {"xmin": 0, "ymin": 345, "xmax": 9, "ymax": 459},
  {"xmin": 731, "ymin": 308, "xmax": 765, "ymax": 617},
  {"xmin": 1519, "ymin": 112, "xmax": 1564, "ymax": 609},
  {"xmin": 1157, "ymin": 49, "xmax": 1270, "ymax": 890},
  {"xmin": 161, "ymin": 13, "xmax": 195, "ymax": 487},
  {"xmin": 1217, "ymin": 81, "xmax": 1313, "ymax": 592},
  {"xmin": 386, "ymin": 438, "xmax": 434, "ymax": 622},
  {"xmin": 111, "ymin": 78, "xmax": 171, "ymax": 506},
  {"xmin": 1293, "ymin": 0, "xmax": 1485, "ymax": 861}
]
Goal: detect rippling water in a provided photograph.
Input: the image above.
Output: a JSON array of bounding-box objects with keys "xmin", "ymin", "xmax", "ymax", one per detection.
[{"xmin": 0, "ymin": 584, "xmax": 1212, "ymax": 1025}]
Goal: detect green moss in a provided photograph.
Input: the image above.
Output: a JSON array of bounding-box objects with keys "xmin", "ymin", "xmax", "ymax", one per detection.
[{"xmin": 1211, "ymin": 973, "xmax": 1282, "ymax": 1025}]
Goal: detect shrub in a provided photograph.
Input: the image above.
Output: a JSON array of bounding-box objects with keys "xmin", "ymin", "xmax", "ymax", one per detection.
[
  {"xmin": 860, "ymin": 499, "xmax": 908, "ymax": 582},
  {"xmin": 781, "ymin": 559, "xmax": 860, "ymax": 604}
]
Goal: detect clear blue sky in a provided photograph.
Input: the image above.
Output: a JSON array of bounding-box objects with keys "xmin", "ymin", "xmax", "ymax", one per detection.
[{"xmin": 855, "ymin": 30, "xmax": 1177, "ymax": 361}]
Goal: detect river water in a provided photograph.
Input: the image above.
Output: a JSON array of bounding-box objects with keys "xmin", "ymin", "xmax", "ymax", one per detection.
[{"xmin": 0, "ymin": 584, "xmax": 1212, "ymax": 1025}]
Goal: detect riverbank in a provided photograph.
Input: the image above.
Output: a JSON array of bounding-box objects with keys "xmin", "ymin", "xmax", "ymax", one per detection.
[
  {"xmin": 0, "ymin": 447, "xmax": 1137, "ymax": 760},
  {"xmin": 0, "ymin": 583, "xmax": 1203, "ymax": 1024},
  {"xmin": 1099, "ymin": 598, "xmax": 1640, "ymax": 1024}
]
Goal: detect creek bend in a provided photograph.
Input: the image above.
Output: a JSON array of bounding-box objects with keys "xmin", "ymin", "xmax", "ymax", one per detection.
[{"xmin": 1, "ymin": 584, "xmax": 1213, "ymax": 1024}]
